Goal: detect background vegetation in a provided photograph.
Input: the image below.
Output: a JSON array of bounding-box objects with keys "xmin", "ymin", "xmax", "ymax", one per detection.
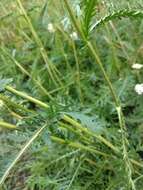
[{"xmin": 0, "ymin": 0, "xmax": 143, "ymax": 189}]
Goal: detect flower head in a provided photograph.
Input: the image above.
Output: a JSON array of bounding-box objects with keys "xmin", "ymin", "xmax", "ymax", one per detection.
[
  {"xmin": 134, "ymin": 83, "xmax": 143, "ymax": 95},
  {"xmin": 47, "ymin": 23, "xmax": 55, "ymax": 33},
  {"xmin": 132, "ymin": 63, "xmax": 143, "ymax": 70},
  {"xmin": 70, "ymin": 32, "xmax": 78, "ymax": 41}
]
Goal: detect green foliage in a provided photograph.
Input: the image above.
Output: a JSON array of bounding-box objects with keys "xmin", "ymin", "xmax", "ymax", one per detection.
[
  {"xmin": 90, "ymin": 9, "xmax": 143, "ymax": 32},
  {"xmin": 81, "ymin": 0, "xmax": 98, "ymax": 37},
  {"xmin": 0, "ymin": 0, "xmax": 143, "ymax": 190}
]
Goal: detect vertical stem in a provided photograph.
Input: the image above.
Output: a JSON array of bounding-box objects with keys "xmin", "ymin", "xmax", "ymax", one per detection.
[
  {"xmin": 71, "ymin": 41, "xmax": 83, "ymax": 104},
  {"xmin": 63, "ymin": 1, "xmax": 136, "ymax": 189},
  {"xmin": 16, "ymin": 0, "xmax": 63, "ymax": 87}
]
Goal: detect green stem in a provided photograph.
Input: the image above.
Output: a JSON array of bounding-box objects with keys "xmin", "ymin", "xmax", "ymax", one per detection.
[
  {"xmin": 51, "ymin": 136, "xmax": 109, "ymax": 157},
  {"xmin": 1, "ymin": 47, "xmax": 54, "ymax": 100},
  {"xmin": 5, "ymin": 86, "xmax": 142, "ymax": 171},
  {"xmin": 0, "ymin": 121, "xmax": 17, "ymax": 129},
  {"xmin": 63, "ymin": 0, "xmax": 119, "ymax": 107},
  {"xmin": 6, "ymin": 86, "xmax": 49, "ymax": 109},
  {"xmin": 0, "ymin": 94, "xmax": 33, "ymax": 113},
  {"xmin": 0, "ymin": 124, "xmax": 47, "ymax": 188},
  {"xmin": 63, "ymin": 1, "xmax": 136, "ymax": 189},
  {"xmin": 63, "ymin": 114, "xmax": 119, "ymax": 153},
  {"xmin": 59, "ymin": 121, "xmax": 91, "ymax": 144},
  {"xmin": 16, "ymin": 0, "xmax": 62, "ymax": 87}
]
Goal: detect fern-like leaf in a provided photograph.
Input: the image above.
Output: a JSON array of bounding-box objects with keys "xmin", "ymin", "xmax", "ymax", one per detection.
[
  {"xmin": 82, "ymin": 0, "xmax": 98, "ymax": 37},
  {"xmin": 90, "ymin": 9, "xmax": 143, "ymax": 32}
]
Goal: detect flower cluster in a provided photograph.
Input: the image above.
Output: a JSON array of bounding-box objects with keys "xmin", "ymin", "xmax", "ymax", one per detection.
[
  {"xmin": 47, "ymin": 23, "xmax": 55, "ymax": 33},
  {"xmin": 132, "ymin": 63, "xmax": 143, "ymax": 95},
  {"xmin": 132, "ymin": 63, "xmax": 143, "ymax": 70},
  {"xmin": 70, "ymin": 32, "xmax": 78, "ymax": 41},
  {"xmin": 134, "ymin": 84, "xmax": 143, "ymax": 95},
  {"xmin": 47, "ymin": 20, "xmax": 79, "ymax": 41}
]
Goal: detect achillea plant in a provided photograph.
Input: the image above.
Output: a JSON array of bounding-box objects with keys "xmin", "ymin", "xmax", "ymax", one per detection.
[{"xmin": 0, "ymin": 0, "xmax": 143, "ymax": 190}]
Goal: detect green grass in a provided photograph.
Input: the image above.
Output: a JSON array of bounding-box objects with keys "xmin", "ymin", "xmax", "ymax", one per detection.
[{"xmin": 0, "ymin": 0, "xmax": 143, "ymax": 189}]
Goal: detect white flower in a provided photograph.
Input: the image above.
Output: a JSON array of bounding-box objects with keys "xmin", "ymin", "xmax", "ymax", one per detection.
[
  {"xmin": 132, "ymin": 63, "xmax": 143, "ymax": 70},
  {"xmin": 134, "ymin": 84, "xmax": 143, "ymax": 95},
  {"xmin": 47, "ymin": 23, "xmax": 55, "ymax": 33},
  {"xmin": 70, "ymin": 32, "xmax": 78, "ymax": 41},
  {"xmin": 0, "ymin": 100, "xmax": 4, "ymax": 108}
]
